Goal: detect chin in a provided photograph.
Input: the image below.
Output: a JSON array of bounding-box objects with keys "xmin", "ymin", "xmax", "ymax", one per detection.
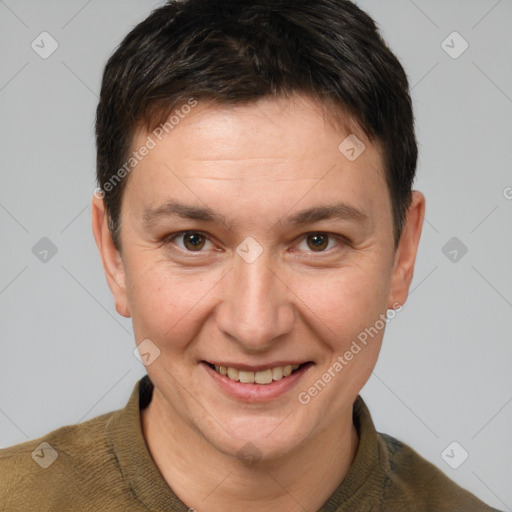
[{"xmin": 196, "ymin": 411, "xmax": 314, "ymax": 464}]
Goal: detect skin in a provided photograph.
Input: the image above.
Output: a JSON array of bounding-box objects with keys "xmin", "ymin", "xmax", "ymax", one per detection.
[{"xmin": 92, "ymin": 95, "xmax": 425, "ymax": 511}]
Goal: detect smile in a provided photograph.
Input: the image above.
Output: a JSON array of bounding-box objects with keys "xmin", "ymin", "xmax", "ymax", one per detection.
[
  {"xmin": 202, "ymin": 361, "xmax": 313, "ymax": 402},
  {"xmin": 206, "ymin": 363, "xmax": 305, "ymax": 384}
]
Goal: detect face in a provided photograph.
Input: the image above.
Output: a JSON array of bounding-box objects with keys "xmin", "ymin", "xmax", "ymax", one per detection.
[{"xmin": 93, "ymin": 95, "xmax": 424, "ymax": 462}]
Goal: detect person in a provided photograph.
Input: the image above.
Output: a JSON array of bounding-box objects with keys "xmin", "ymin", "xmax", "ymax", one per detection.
[{"xmin": 0, "ymin": 1, "xmax": 502, "ymax": 510}]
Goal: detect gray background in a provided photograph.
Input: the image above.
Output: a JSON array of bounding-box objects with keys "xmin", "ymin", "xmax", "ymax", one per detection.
[{"xmin": 0, "ymin": 0, "xmax": 511, "ymax": 509}]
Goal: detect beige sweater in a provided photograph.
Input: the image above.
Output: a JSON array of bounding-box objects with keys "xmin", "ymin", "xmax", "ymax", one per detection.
[{"xmin": 0, "ymin": 376, "xmax": 501, "ymax": 511}]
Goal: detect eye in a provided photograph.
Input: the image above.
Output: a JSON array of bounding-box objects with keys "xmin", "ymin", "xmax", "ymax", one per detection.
[
  {"xmin": 297, "ymin": 233, "xmax": 341, "ymax": 252},
  {"xmin": 163, "ymin": 231, "xmax": 346, "ymax": 255},
  {"xmin": 165, "ymin": 231, "xmax": 215, "ymax": 252}
]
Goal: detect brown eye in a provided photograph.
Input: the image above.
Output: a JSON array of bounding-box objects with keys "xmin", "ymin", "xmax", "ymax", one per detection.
[
  {"xmin": 306, "ymin": 233, "xmax": 329, "ymax": 251},
  {"xmin": 182, "ymin": 232, "xmax": 206, "ymax": 251},
  {"xmin": 163, "ymin": 230, "xmax": 215, "ymax": 253}
]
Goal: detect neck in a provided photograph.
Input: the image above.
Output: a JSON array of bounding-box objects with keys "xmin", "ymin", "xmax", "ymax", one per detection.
[{"xmin": 141, "ymin": 388, "xmax": 359, "ymax": 512}]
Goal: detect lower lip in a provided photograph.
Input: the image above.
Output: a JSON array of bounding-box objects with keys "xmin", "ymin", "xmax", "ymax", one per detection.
[{"xmin": 202, "ymin": 362, "xmax": 313, "ymax": 402}]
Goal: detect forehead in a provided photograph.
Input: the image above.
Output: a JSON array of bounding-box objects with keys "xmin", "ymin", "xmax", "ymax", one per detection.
[
  {"xmin": 124, "ymin": 95, "xmax": 390, "ymax": 228},
  {"xmin": 144, "ymin": 97, "xmax": 369, "ymax": 164}
]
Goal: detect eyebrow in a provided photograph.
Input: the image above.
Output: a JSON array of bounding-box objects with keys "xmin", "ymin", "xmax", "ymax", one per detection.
[
  {"xmin": 142, "ymin": 200, "xmax": 369, "ymax": 229},
  {"xmin": 143, "ymin": 201, "xmax": 227, "ymax": 227},
  {"xmin": 286, "ymin": 203, "xmax": 368, "ymax": 225}
]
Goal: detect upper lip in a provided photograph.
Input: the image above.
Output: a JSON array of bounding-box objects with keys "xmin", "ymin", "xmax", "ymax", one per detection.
[{"xmin": 203, "ymin": 360, "xmax": 311, "ymax": 372}]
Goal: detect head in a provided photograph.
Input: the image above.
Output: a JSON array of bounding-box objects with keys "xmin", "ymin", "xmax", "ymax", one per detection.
[{"xmin": 92, "ymin": 0, "xmax": 424, "ymax": 462}]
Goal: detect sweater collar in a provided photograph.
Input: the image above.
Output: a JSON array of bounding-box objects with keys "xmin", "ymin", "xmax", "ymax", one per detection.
[{"xmin": 106, "ymin": 375, "xmax": 191, "ymax": 510}]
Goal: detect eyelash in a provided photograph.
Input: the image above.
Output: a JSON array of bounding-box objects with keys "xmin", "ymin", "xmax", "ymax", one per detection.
[{"xmin": 162, "ymin": 231, "xmax": 348, "ymax": 255}]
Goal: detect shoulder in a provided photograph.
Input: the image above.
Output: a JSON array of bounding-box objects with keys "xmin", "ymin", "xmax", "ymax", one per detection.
[
  {"xmin": 378, "ymin": 432, "xmax": 502, "ymax": 512},
  {"xmin": 0, "ymin": 409, "xmax": 114, "ymax": 468},
  {"xmin": 0, "ymin": 410, "xmax": 130, "ymax": 511}
]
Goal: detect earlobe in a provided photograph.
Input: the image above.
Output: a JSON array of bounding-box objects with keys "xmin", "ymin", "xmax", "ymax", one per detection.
[
  {"xmin": 91, "ymin": 194, "xmax": 131, "ymax": 318},
  {"xmin": 388, "ymin": 191, "xmax": 426, "ymax": 309}
]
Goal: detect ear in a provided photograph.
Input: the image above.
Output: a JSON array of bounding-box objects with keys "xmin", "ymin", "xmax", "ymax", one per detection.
[
  {"xmin": 91, "ymin": 193, "xmax": 131, "ymax": 318},
  {"xmin": 388, "ymin": 191, "xmax": 426, "ymax": 308}
]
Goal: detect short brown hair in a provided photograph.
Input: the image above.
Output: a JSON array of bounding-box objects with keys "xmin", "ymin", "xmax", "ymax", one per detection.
[{"xmin": 96, "ymin": 0, "xmax": 417, "ymax": 252}]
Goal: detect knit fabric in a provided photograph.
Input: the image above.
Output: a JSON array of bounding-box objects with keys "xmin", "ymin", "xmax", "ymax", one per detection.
[{"xmin": 0, "ymin": 375, "xmax": 500, "ymax": 511}]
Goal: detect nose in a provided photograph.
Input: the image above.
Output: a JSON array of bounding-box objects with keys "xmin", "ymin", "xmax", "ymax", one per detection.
[{"xmin": 214, "ymin": 249, "xmax": 295, "ymax": 352}]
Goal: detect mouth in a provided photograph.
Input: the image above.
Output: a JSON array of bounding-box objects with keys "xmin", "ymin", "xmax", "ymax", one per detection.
[
  {"xmin": 203, "ymin": 361, "xmax": 311, "ymax": 384},
  {"xmin": 201, "ymin": 360, "xmax": 314, "ymax": 402}
]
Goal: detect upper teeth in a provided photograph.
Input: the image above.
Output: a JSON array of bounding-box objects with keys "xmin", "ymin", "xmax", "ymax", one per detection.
[{"xmin": 214, "ymin": 364, "xmax": 300, "ymax": 384}]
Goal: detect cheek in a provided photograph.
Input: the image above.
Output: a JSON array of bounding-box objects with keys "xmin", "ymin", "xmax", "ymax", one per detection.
[
  {"xmin": 126, "ymin": 259, "xmax": 222, "ymax": 349},
  {"xmin": 293, "ymin": 267, "xmax": 389, "ymax": 408},
  {"xmin": 125, "ymin": 245, "xmax": 393, "ymax": 359},
  {"xmin": 293, "ymin": 262, "xmax": 391, "ymax": 342}
]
